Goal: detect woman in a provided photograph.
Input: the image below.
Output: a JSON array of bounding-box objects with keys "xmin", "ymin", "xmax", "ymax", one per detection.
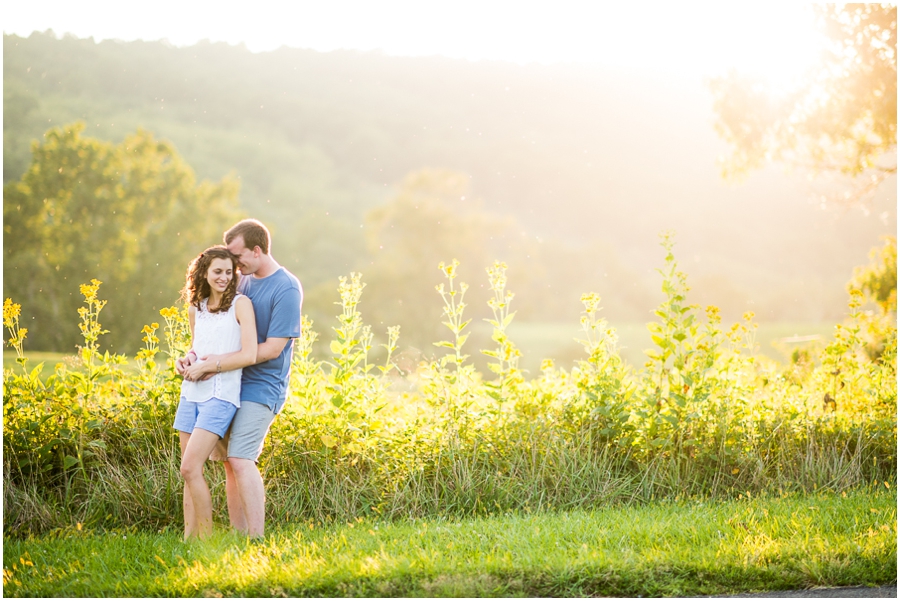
[{"xmin": 174, "ymin": 246, "xmax": 257, "ymax": 540}]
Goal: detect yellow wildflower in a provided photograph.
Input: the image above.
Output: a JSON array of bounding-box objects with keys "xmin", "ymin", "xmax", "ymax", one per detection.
[{"xmin": 3, "ymin": 299, "xmax": 21, "ymax": 327}]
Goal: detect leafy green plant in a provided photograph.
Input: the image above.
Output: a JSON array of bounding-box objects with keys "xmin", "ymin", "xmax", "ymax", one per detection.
[
  {"xmin": 2, "ymin": 234, "xmax": 896, "ymax": 536},
  {"xmin": 568, "ymin": 292, "xmax": 633, "ymax": 450},
  {"xmin": 638, "ymin": 232, "xmax": 709, "ymax": 458},
  {"xmin": 424, "ymin": 259, "xmax": 478, "ymax": 432},
  {"xmin": 481, "ymin": 261, "xmax": 523, "ymax": 420}
]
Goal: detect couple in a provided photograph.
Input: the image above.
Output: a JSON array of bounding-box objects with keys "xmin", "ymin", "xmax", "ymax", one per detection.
[{"xmin": 173, "ymin": 219, "xmax": 302, "ymax": 540}]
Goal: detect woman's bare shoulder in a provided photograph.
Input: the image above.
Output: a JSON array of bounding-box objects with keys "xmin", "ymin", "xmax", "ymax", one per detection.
[{"xmin": 235, "ymin": 295, "xmax": 254, "ymax": 311}]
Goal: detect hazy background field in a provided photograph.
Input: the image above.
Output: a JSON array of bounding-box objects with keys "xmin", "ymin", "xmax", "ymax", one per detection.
[
  {"xmin": 4, "ymin": 25, "xmax": 895, "ymax": 367},
  {"xmin": 0, "ymin": 322, "xmax": 841, "ymax": 375}
]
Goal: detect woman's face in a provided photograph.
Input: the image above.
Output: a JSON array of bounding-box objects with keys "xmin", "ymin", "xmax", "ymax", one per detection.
[{"xmin": 206, "ymin": 257, "xmax": 234, "ymax": 295}]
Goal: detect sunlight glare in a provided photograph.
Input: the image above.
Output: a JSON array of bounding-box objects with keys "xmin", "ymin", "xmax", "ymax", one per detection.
[
  {"xmin": 708, "ymin": 5, "xmax": 826, "ymax": 92},
  {"xmin": 4, "ymin": 1, "xmax": 828, "ymax": 82}
]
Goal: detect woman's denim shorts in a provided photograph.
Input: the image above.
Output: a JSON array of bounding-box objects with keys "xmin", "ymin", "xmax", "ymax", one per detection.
[{"xmin": 173, "ymin": 397, "xmax": 237, "ymax": 439}]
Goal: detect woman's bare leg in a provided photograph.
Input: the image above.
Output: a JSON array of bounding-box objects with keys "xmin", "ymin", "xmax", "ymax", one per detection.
[
  {"xmin": 180, "ymin": 428, "xmax": 222, "ymax": 539},
  {"xmin": 179, "ymin": 432, "xmax": 197, "ymax": 539}
]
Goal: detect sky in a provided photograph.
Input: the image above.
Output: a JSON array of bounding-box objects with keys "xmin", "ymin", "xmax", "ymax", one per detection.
[{"xmin": 4, "ymin": 1, "xmax": 826, "ymax": 82}]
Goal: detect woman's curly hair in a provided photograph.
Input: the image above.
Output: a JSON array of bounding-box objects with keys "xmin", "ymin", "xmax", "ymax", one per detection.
[{"xmin": 181, "ymin": 246, "xmax": 239, "ymax": 313}]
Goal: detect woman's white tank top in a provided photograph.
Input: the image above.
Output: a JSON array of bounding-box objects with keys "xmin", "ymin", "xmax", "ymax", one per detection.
[{"xmin": 180, "ymin": 294, "xmax": 244, "ymax": 407}]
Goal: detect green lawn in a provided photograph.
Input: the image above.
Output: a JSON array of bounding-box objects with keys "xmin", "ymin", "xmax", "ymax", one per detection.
[{"xmin": 4, "ymin": 488, "xmax": 894, "ymax": 597}]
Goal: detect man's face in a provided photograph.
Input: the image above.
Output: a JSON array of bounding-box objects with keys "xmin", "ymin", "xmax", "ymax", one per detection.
[{"xmin": 227, "ymin": 235, "xmax": 259, "ymax": 275}]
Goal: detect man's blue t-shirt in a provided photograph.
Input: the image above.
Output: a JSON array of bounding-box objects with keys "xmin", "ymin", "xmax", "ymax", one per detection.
[{"xmin": 237, "ymin": 267, "xmax": 302, "ymax": 414}]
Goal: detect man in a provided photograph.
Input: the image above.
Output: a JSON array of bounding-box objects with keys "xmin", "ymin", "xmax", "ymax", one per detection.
[{"xmin": 177, "ymin": 219, "xmax": 302, "ymax": 538}]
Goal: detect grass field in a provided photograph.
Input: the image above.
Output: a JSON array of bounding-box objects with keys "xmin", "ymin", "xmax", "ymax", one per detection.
[
  {"xmin": 501, "ymin": 320, "xmax": 835, "ymax": 373},
  {"xmin": 3, "ymin": 488, "xmax": 894, "ymax": 597},
  {"xmin": 2, "ymin": 351, "xmax": 139, "ymax": 375},
  {"xmin": 4, "ymin": 321, "xmax": 833, "ymax": 376},
  {"xmin": 3, "ymin": 351, "xmax": 71, "ymax": 372}
]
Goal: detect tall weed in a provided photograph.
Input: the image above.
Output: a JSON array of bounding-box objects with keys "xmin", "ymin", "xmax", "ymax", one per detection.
[{"xmin": 3, "ymin": 235, "xmax": 896, "ymax": 535}]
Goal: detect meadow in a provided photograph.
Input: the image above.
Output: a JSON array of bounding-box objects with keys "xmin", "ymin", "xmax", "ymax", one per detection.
[
  {"xmin": 485, "ymin": 320, "xmax": 837, "ymax": 373},
  {"xmin": 2, "ymin": 235, "xmax": 896, "ymax": 595},
  {"xmin": 2, "ymin": 322, "xmax": 835, "ymax": 381}
]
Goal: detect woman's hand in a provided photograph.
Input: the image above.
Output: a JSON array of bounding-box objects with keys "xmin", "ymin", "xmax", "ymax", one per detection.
[
  {"xmin": 183, "ymin": 355, "xmax": 218, "ymax": 382},
  {"xmin": 175, "ymin": 350, "xmax": 197, "ymax": 376}
]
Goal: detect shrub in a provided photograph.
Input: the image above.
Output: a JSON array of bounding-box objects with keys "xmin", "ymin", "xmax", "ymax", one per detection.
[{"xmin": 3, "ymin": 236, "xmax": 896, "ymax": 536}]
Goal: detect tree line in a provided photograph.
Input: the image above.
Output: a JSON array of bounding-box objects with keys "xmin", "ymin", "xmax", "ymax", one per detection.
[
  {"xmin": 3, "ymin": 123, "xmax": 649, "ymax": 354},
  {"xmin": 3, "ymin": 7, "xmax": 895, "ymax": 352}
]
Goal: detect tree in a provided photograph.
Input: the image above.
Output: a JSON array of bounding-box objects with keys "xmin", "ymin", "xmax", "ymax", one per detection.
[
  {"xmin": 845, "ymin": 235, "xmax": 897, "ymax": 362},
  {"xmin": 355, "ymin": 169, "xmax": 517, "ymax": 353},
  {"xmin": 349, "ymin": 168, "xmax": 651, "ymax": 361},
  {"xmin": 711, "ymin": 4, "xmax": 897, "ymax": 203},
  {"xmin": 3, "ymin": 122, "xmax": 240, "ymax": 351},
  {"xmin": 849, "ymin": 235, "xmax": 897, "ymax": 315}
]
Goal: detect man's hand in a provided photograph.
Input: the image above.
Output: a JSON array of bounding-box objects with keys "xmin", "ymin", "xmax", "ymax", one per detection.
[{"xmin": 175, "ymin": 351, "xmax": 196, "ymax": 376}]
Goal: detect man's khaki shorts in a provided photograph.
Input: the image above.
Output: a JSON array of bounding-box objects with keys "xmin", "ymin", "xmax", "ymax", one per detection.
[{"xmin": 210, "ymin": 401, "xmax": 275, "ymax": 463}]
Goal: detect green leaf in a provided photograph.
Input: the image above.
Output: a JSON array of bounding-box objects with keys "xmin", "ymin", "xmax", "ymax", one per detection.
[
  {"xmin": 29, "ymin": 362, "xmax": 46, "ymax": 381},
  {"xmin": 63, "ymin": 455, "xmax": 80, "ymax": 469},
  {"xmin": 38, "ymin": 441, "xmax": 59, "ymax": 455}
]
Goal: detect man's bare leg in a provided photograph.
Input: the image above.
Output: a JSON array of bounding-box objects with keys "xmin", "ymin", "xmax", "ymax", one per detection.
[
  {"xmin": 223, "ymin": 460, "xmax": 248, "ymax": 533},
  {"xmin": 180, "ymin": 428, "xmax": 221, "ymax": 539},
  {"xmin": 227, "ymin": 457, "xmax": 266, "ymax": 538}
]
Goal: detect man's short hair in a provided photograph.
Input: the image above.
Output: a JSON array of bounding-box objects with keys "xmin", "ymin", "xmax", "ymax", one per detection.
[{"xmin": 225, "ymin": 219, "xmax": 271, "ymax": 254}]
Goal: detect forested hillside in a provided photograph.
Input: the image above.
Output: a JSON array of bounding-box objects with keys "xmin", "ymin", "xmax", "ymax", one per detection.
[{"xmin": 4, "ymin": 31, "xmax": 896, "ymax": 354}]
